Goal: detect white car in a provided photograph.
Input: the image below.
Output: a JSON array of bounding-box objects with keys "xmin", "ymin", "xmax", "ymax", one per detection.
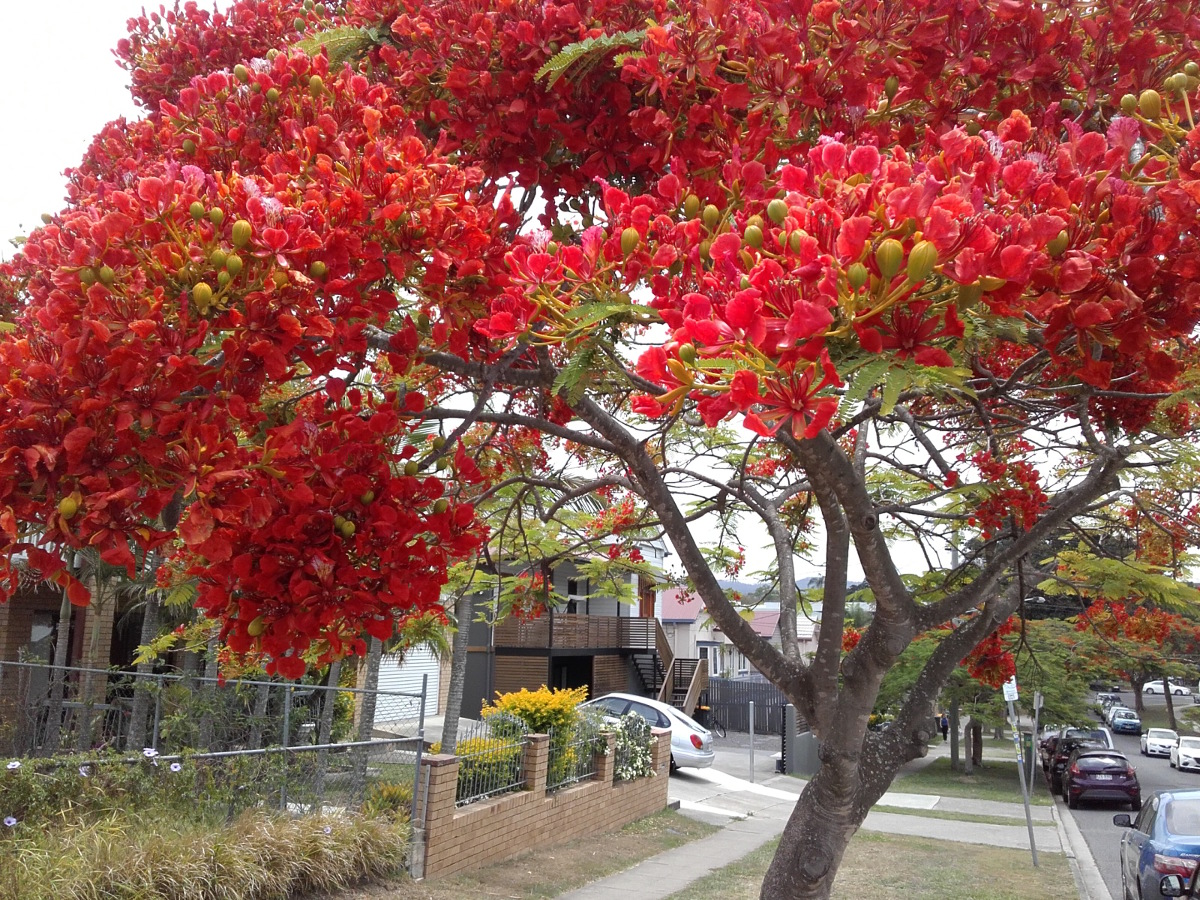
[
  {"xmin": 580, "ymin": 692, "xmax": 715, "ymax": 770},
  {"xmin": 1171, "ymin": 737, "xmax": 1200, "ymax": 772},
  {"xmin": 1142, "ymin": 728, "xmax": 1179, "ymax": 757},
  {"xmin": 1144, "ymin": 680, "xmax": 1193, "ymax": 696}
]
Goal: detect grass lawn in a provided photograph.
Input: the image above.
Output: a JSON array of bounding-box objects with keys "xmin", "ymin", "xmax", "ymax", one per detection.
[
  {"xmin": 891, "ymin": 757, "xmax": 1054, "ymax": 806},
  {"xmin": 870, "ymin": 805, "xmax": 1029, "ymax": 826},
  {"xmin": 307, "ymin": 809, "xmax": 717, "ymax": 899},
  {"xmin": 663, "ymin": 831, "xmax": 1072, "ymax": 900}
]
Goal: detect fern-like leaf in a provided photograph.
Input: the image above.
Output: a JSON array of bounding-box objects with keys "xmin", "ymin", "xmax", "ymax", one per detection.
[
  {"xmin": 295, "ymin": 26, "xmax": 377, "ymax": 68},
  {"xmin": 536, "ymin": 30, "xmax": 646, "ymax": 87}
]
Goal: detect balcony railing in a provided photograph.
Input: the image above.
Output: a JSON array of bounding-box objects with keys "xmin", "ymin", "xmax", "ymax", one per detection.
[{"xmin": 493, "ymin": 615, "xmax": 656, "ymax": 651}]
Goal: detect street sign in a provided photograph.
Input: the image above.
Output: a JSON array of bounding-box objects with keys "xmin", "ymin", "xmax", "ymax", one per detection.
[{"xmin": 1003, "ymin": 677, "xmax": 1019, "ymax": 702}]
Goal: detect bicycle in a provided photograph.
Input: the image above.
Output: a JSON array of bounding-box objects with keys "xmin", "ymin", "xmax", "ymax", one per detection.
[{"xmin": 694, "ymin": 705, "xmax": 726, "ymax": 739}]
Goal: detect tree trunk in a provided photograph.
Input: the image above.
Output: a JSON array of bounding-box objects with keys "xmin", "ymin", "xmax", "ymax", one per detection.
[
  {"xmin": 197, "ymin": 634, "xmax": 219, "ymax": 750},
  {"xmin": 1132, "ymin": 679, "xmax": 1146, "ymax": 714},
  {"xmin": 44, "ymin": 587, "xmax": 74, "ymax": 753},
  {"xmin": 125, "ymin": 591, "xmax": 162, "ymax": 751},
  {"xmin": 970, "ymin": 719, "xmax": 984, "ymax": 767},
  {"xmin": 1164, "ymin": 675, "xmax": 1177, "ymax": 731},
  {"xmin": 963, "ymin": 716, "xmax": 974, "ymax": 775},
  {"xmin": 949, "ymin": 699, "xmax": 960, "ymax": 772},
  {"xmin": 439, "ymin": 591, "xmax": 474, "ymax": 754},
  {"xmin": 351, "ymin": 637, "xmax": 383, "ymax": 799}
]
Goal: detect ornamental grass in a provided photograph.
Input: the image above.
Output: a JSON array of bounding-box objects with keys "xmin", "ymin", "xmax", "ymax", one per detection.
[{"xmin": 0, "ymin": 808, "xmax": 408, "ymax": 900}]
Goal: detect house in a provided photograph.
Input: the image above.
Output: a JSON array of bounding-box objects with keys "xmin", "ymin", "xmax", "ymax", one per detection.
[{"xmin": 457, "ymin": 541, "xmax": 707, "ymax": 718}]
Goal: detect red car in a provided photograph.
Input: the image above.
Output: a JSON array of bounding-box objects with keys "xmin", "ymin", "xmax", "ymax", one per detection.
[{"xmin": 1063, "ymin": 747, "xmax": 1141, "ymax": 810}]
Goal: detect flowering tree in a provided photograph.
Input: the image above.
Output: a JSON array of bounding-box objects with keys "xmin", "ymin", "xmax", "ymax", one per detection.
[{"xmin": 4, "ymin": 0, "xmax": 1200, "ymax": 896}]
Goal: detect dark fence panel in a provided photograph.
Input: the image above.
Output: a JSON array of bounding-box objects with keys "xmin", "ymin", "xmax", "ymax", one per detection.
[{"xmin": 707, "ymin": 678, "xmax": 788, "ymax": 735}]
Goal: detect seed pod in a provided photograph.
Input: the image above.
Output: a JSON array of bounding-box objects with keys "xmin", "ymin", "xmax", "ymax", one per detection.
[
  {"xmin": 744, "ymin": 224, "xmax": 763, "ymax": 249},
  {"xmin": 884, "ymin": 75, "xmax": 899, "ymax": 101},
  {"xmin": 234, "ymin": 64, "xmax": 250, "ymax": 83},
  {"xmin": 678, "ymin": 343, "xmax": 697, "ymax": 365},
  {"xmin": 1047, "ymin": 230, "xmax": 1069, "ymax": 257},
  {"xmin": 231, "ymin": 220, "xmax": 252, "ymax": 248},
  {"xmin": 225, "ymin": 254, "xmax": 244, "ymax": 276},
  {"xmin": 702, "ymin": 204, "xmax": 721, "ymax": 230},
  {"xmin": 189, "ymin": 202, "xmax": 205, "ymax": 221},
  {"xmin": 875, "ymin": 239, "xmax": 904, "ymax": 280},
  {"xmin": 906, "ymin": 240, "xmax": 938, "ymax": 282},
  {"xmin": 58, "ymin": 496, "xmax": 79, "ymax": 519},
  {"xmin": 246, "ymin": 616, "xmax": 266, "ymax": 637},
  {"xmin": 1119, "ymin": 93, "xmax": 1137, "ymax": 114},
  {"xmin": 1139, "ymin": 89, "xmax": 1163, "ymax": 119},
  {"xmin": 620, "ymin": 226, "xmax": 640, "ymax": 256},
  {"xmin": 847, "ymin": 263, "xmax": 869, "ymax": 291},
  {"xmin": 683, "ymin": 194, "xmax": 700, "ymax": 218},
  {"xmin": 767, "ymin": 198, "xmax": 788, "ymax": 225},
  {"xmin": 209, "ymin": 208, "xmax": 225, "ymax": 226},
  {"xmin": 193, "ymin": 282, "xmax": 214, "ymax": 308},
  {"xmin": 310, "ymin": 260, "xmax": 327, "ymax": 278}
]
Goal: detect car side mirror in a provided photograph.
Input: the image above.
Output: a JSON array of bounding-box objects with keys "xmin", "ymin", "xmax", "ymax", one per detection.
[
  {"xmin": 1160, "ymin": 874, "xmax": 1187, "ymax": 897},
  {"xmin": 1113, "ymin": 813, "xmax": 1134, "ymax": 828}
]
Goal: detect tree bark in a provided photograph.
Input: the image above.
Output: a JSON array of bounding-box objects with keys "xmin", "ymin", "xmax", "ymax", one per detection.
[
  {"xmin": 439, "ymin": 590, "xmax": 475, "ymax": 754},
  {"xmin": 1164, "ymin": 674, "xmax": 1177, "ymax": 731},
  {"xmin": 43, "ymin": 587, "xmax": 74, "ymax": 753},
  {"xmin": 970, "ymin": 719, "xmax": 984, "ymax": 767},
  {"xmin": 949, "ymin": 698, "xmax": 961, "ymax": 772},
  {"xmin": 125, "ymin": 590, "xmax": 162, "ymax": 751}
]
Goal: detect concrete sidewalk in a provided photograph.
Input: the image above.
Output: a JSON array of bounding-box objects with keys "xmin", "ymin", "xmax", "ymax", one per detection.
[{"xmin": 557, "ymin": 745, "xmax": 1085, "ymax": 900}]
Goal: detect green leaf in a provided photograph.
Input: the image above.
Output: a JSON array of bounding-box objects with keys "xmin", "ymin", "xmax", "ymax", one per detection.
[
  {"xmin": 837, "ymin": 356, "xmax": 892, "ymax": 421},
  {"xmin": 880, "ymin": 367, "xmax": 906, "ymax": 416},
  {"xmin": 535, "ymin": 30, "xmax": 646, "ymax": 87},
  {"xmin": 295, "ymin": 26, "xmax": 377, "ymax": 68},
  {"xmin": 553, "ymin": 346, "xmax": 598, "ymax": 404}
]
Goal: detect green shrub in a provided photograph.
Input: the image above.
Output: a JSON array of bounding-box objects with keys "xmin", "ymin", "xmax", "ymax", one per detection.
[
  {"xmin": 453, "ymin": 736, "xmax": 524, "ymax": 802},
  {"xmin": 612, "ymin": 712, "xmax": 654, "ymax": 781},
  {"xmin": 482, "ymin": 685, "xmax": 588, "ymax": 735},
  {"xmin": 362, "ymin": 780, "xmax": 413, "ymax": 821}
]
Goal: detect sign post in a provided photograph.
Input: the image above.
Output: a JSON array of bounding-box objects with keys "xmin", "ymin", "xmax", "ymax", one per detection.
[{"xmin": 1004, "ymin": 676, "xmax": 1039, "ymax": 866}]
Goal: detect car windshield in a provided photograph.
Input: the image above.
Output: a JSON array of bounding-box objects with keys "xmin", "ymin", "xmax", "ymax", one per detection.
[
  {"xmin": 1180, "ymin": 738, "xmax": 1200, "ymax": 751},
  {"xmin": 1166, "ymin": 799, "xmax": 1200, "ymax": 836},
  {"xmin": 1149, "ymin": 730, "xmax": 1178, "ymax": 740},
  {"xmin": 1114, "ymin": 711, "xmax": 1138, "ymax": 720}
]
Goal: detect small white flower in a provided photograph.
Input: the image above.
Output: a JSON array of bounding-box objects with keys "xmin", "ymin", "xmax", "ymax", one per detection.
[
  {"xmin": 170, "ymin": 762, "xmax": 182, "ymax": 773},
  {"xmin": 323, "ymin": 825, "xmax": 332, "ymax": 835},
  {"xmin": 78, "ymin": 765, "xmax": 90, "ymax": 777},
  {"xmin": 142, "ymin": 748, "xmax": 159, "ymax": 759},
  {"xmin": 5, "ymin": 761, "xmax": 19, "ymax": 771},
  {"xmin": 3, "ymin": 817, "xmax": 16, "ymax": 827}
]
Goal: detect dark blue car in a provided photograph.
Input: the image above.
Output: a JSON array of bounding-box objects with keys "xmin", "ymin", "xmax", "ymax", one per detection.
[{"xmin": 1117, "ymin": 790, "xmax": 1200, "ymax": 900}]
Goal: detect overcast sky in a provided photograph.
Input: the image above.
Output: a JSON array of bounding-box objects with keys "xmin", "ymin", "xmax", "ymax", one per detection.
[{"xmin": 1, "ymin": 1, "xmax": 144, "ymax": 257}]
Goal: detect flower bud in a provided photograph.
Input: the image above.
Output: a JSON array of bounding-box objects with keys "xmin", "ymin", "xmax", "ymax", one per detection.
[
  {"xmin": 1139, "ymin": 89, "xmax": 1162, "ymax": 119},
  {"xmin": 884, "ymin": 75, "xmax": 899, "ymax": 101},
  {"xmin": 875, "ymin": 239, "xmax": 904, "ymax": 280},
  {"xmin": 702, "ymin": 204, "xmax": 720, "ymax": 230},
  {"xmin": 906, "ymin": 241, "xmax": 938, "ymax": 282},
  {"xmin": 620, "ymin": 227, "xmax": 640, "ymax": 256},
  {"xmin": 1047, "ymin": 230, "xmax": 1069, "ymax": 257},
  {"xmin": 847, "ymin": 263, "xmax": 869, "ymax": 291},
  {"xmin": 743, "ymin": 224, "xmax": 763, "ymax": 249},
  {"xmin": 231, "ymin": 220, "xmax": 252, "ymax": 248},
  {"xmin": 683, "ymin": 194, "xmax": 700, "ymax": 218},
  {"xmin": 767, "ymin": 198, "xmax": 788, "ymax": 225}
]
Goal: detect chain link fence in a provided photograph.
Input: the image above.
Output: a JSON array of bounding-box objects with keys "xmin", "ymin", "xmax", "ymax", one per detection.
[{"xmin": 0, "ymin": 661, "xmax": 425, "ymax": 758}]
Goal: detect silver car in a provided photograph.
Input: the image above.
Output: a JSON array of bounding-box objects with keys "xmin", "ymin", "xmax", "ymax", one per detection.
[
  {"xmin": 580, "ymin": 692, "xmax": 715, "ymax": 770},
  {"xmin": 1144, "ymin": 729, "xmax": 1181, "ymax": 758},
  {"xmin": 1172, "ymin": 737, "xmax": 1200, "ymax": 773}
]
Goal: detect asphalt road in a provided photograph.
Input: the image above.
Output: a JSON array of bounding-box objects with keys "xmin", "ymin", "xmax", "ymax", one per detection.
[{"xmin": 1063, "ymin": 694, "xmax": 1200, "ymax": 900}]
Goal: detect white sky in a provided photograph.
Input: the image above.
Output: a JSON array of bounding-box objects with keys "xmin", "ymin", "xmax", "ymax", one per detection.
[{"xmin": 1, "ymin": 1, "xmax": 144, "ymax": 257}]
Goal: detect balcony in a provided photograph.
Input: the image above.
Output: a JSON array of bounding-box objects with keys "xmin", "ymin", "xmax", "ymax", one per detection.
[{"xmin": 493, "ymin": 614, "xmax": 656, "ymax": 651}]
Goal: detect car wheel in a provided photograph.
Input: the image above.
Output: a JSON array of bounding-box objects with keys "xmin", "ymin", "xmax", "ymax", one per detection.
[
  {"xmin": 1173, "ymin": 759, "xmax": 1178, "ymax": 768},
  {"xmin": 1177, "ymin": 689, "xmax": 1186, "ymax": 695},
  {"xmin": 1067, "ymin": 790, "xmax": 1078, "ymax": 809},
  {"xmin": 669, "ymin": 755, "xmax": 677, "ymax": 773},
  {"xmin": 1050, "ymin": 775, "xmax": 1061, "ymax": 793}
]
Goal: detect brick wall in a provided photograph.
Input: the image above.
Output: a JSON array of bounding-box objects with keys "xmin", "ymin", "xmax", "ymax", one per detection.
[{"xmin": 418, "ymin": 726, "xmax": 672, "ymax": 879}]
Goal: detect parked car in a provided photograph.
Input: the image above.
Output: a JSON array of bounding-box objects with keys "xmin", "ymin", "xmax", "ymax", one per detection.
[
  {"xmin": 1159, "ymin": 872, "xmax": 1199, "ymax": 897},
  {"xmin": 579, "ymin": 692, "xmax": 714, "ymax": 770},
  {"xmin": 1146, "ymin": 729, "xmax": 1182, "ymax": 758},
  {"xmin": 1092, "ymin": 680, "xmax": 1124, "ymax": 692},
  {"xmin": 1049, "ymin": 735, "xmax": 1107, "ymax": 793},
  {"xmin": 1098, "ymin": 693, "xmax": 1123, "ymax": 708},
  {"xmin": 1146, "ymin": 681, "xmax": 1194, "ymax": 696},
  {"xmin": 1116, "ymin": 790, "xmax": 1200, "ymax": 900},
  {"xmin": 1108, "ymin": 705, "xmax": 1139, "ymax": 727},
  {"xmin": 1062, "ymin": 747, "xmax": 1140, "ymax": 810},
  {"xmin": 1113, "ymin": 709, "xmax": 1144, "ymax": 735},
  {"xmin": 1172, "ymin": 737, "xmax": 1200, "ymax": 773}
]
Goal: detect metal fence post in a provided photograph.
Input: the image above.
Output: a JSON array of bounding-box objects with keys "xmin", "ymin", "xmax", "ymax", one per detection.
[
  {"xmin": 749, "ymin": 700, "xmax": 755, "ymax": 783},
  {"xmin": 280, "ymin": 684, "xmax": 292, "ymax": 811},
  {"xmin": 410, "ymin": 674, "xmax": 427, "ymax": 826},
  {"xmin": 151, "ymin": 674, "xmax": 165, "ymax": 751}
]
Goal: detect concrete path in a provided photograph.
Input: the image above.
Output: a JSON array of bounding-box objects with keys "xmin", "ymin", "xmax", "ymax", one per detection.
[{"xmin": 557, "ymin": 749, "xmax": 1075, "ymax": 900}]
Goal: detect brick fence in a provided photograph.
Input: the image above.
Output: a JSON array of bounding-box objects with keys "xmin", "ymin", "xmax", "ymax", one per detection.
[{"xmin": 416, "ymin": 726, "xmax": 672, "ymax": 879}]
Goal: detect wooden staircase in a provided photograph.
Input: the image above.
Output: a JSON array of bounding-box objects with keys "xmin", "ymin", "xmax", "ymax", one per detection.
[{"xmin": 634, "ymin": 620, "xmax": 706, "ymax": 717}]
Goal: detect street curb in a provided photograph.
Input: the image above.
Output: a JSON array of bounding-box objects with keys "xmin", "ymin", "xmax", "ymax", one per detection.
[{"xmin": 1053, "ymin": 797, "xmax": 1114, "ymax": 900}]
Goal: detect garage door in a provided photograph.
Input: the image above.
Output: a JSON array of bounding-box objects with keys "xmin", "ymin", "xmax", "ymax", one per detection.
[{"xmin": 374, "ymin": 647, "xmax": 441, "ymax": 724}]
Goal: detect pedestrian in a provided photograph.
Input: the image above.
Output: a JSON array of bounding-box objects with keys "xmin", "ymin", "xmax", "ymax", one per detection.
[{"xmin": 939, "ymin": 713, "xmax": 950, "ymax": 741}]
